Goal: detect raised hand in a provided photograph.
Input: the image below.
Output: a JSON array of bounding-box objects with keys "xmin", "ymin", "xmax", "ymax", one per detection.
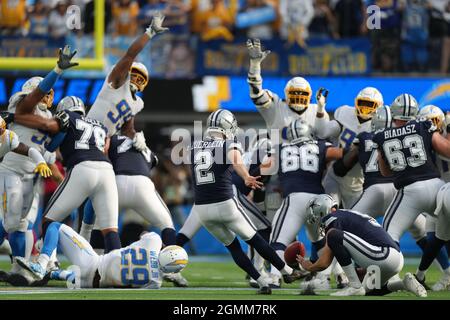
[
  {"xmin": 34, "ymin": 162, "xmax": 53, "ymax": 178},
  {"xmin": 315, "ymin": 87, "xmax": 329, "ymax": 113},
  {"xmin": 56, "ymin": 45, "xmax": 78, "ymax": 71},
  {"xmin": 247, "ymin": 39, "xmax": 271, "ymax": 63},
  {"xmin": 146, "ymin": 11, "xmax": 169, "ymax": 38}
]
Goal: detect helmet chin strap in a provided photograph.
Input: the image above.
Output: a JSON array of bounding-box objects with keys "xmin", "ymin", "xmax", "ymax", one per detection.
[{"xmin": 130, "ymin": 84, "xmax": 139, "ymax": 99}]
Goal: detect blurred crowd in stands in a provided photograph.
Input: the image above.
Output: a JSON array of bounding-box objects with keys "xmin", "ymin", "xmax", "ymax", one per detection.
[{"xmin": 0, "ymin": 0, "xmax": 450, "ymax": 72}]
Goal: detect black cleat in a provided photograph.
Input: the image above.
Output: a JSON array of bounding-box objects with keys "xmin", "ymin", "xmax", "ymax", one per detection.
[
  {"xmin": 6, "ymin": 273, "xmax": 30, "ymax": 287},
  {"xmin": 283, "ymin": 269, "xmax": 305, "ymax": 284},
  {"xmin": 257, "ymin": 286, "xmax": 272, "ymax": 295},
  {"xmin": 30, "ymin": 272, "xmax": 51, "ymax": 287},
  {"xmin": 0, "ymin": 270, "xmax": 10, "ymax": 282}
]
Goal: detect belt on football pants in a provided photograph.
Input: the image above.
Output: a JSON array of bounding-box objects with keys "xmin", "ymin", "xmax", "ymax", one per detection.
[{"xmin": 92, "ymin": 269, "xmax": 101, "ymax": 288}]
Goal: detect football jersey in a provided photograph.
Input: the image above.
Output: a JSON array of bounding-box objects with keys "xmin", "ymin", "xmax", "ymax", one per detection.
[
  {"xmin": 433, "ymin": 130, "xmax": 450, "ymax": 183},
  {"xmin": 52, "ymin": 111, "xmax": 110, "ymax": 170},
  {"xmin": 190, "ymin": 137, "xmax": 243, "ymax": 205},
  {"xmin": 257, "ymin": 90, "xmax": 328, "ymax": 140},
  {"xmin": 98, "ymin": 232, "xmax": 161, "ymax": 288},
  {"xmin": 322, "ymin": 209, "xmax": 400, "ymax": 250},
  {"xmin": 0, "ymin": 130, "xmax": 19, "ymax": 159},
  {"xmin": 357, "ymin": 131, "xmax": 393, "ymax": 189},
  {"xmin": 0, "ymin": 93, "xmax": 53, "ymax": 175},
  {"xmin": 329, "ymin": 105, "xmax": 372, "ymax": 190},
  {"xmin": 373, "ymin": 119, "xmax": 440, "ymax": 189},
  {"xmin": 88, "ymin": 71, "xmax": 144, "ymax": 136},
  {"xmin": 277, "ymin": 140, "xmax": 329, "ymax": 197},
  {"xmin": 108, "ymin": 135, "xmax": 156, "ymax": 177}
]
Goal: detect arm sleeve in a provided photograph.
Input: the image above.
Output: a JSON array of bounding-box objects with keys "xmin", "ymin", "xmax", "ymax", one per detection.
[
  {"xmin": 315, "ymin": 117, "xmax": 342, "ymax": 140},
  {"xmin": 45, "ymin": 132, "xmax": 66, "ymax": 152},
  {"xmin": 28, "ymin": 147, "xmax": 46, "ymax": 164}
]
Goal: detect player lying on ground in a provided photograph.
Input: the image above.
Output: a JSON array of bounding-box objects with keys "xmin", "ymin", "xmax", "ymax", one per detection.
[
  {"xmin": 16, "ymin": 222, "xmax": 187, "ymax": 288},
  {"xmin": 297, "ymin": 194, "xmax": 427, "ymax": 297},
  {"xmin": 188, "ymin": 109, "xmax": 304, "ymax": 295}
]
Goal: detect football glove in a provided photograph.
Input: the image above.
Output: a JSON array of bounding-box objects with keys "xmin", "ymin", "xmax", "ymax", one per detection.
[
  {"xmin": 247, "ymin": 39, "xmax": 271, "ymax": 63},
  {"xmin": 55, "ymin": 110, "xmax": 70, "ymax": 132},
  {"xmin": 34, "ymin": 162, "xmax": 52, "ymax": 178},
  {"xmin": 133, "ymin": 131, "xmax": 147, "ymax": 152},
  {"xmin": 56, "ymin": 45, "xmax": 78, "ymax": 72},
  {"xmin": 145, "ymin": 11, "xmax": 169, "ymax": 39},
  {"xmin": 315, "ymin": 87, "xmax": 329, "ymax": 113}
]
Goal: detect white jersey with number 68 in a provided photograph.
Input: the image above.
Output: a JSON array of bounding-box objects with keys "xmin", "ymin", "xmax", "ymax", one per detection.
[{"xmin": 88, "ymin": 72, "xmax": 144, "ymax": 136}]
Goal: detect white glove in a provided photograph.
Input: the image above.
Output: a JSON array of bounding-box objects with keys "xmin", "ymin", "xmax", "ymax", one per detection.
[
  {"xmin": 315, "ymin": 87, "xmax": 329, "ymax": 114},
  {"xmin": 133, "ymin": 131, "xmax": 147, "ymax": 152},
  {"xmin": 247, "ymin": 39, "xmax": 270, "ymax": 74},
  {"xmin": 145, "ymin": 11, "xmax": 169, "ymax": 39},
  {"xmin": 43, "ymin": 151, "xmax": 56, "ymax": 165}
]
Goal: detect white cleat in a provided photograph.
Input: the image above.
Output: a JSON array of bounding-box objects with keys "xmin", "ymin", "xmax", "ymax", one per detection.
[
  {"xmin": 300, "ymin": 275, "xmax": 331, "ymax": 291},
  {"xmin": 163, "ymin": 272, "xmax": 188, "ymax": 287},
  {"xmin": 331, "ymin": 286, "xmax": 366, "ymax": 296},
  {"xmin": 268, "ymin": 273, "xmax": 281, "ymax": 288},
  {"xmin": 432, "ymin": 274, "xmax": 450, "ymax": 292},
  {"xmin": 403, "ymin": 273, "xmax": 427, "ymax": 297}
]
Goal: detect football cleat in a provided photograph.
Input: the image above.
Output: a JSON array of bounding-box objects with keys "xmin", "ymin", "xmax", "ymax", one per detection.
[
  {"xmin": 414, "ymin": 274, "xmax": 431, "ymax": 290},
  {"xmin": 15, "ymin": 257, "xmax": 45, "ymax": 281},
  {"xmin": 163, "ymin": 272, "xmax": 189, "ymax": 287},
  {"xmin": 331, "ymin": 286, "xmax": 366, "ymax": 296},
  {"xmin": 283, "ymin": 269, "xmax": 305, "ymax": 284},
  {"xmin": 431, "ymin": 274, "xmax": 450, "ymax": 291},
  {"xmin": 404, "ymin": 273, "xmax": 427, "ymax": 297},
  {"xmin": 300, "ymin": 275, "xmax": 331, "ymax": 291},
  {"xmin": 257, "ymin": 286, "xmax": 272, "ymax": 295},
  {"xmin": 336, "ymin": 273, "xmax": 349, "ymax": 289}
]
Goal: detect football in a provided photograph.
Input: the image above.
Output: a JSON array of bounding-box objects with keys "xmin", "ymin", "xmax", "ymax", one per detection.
[
  {"xmin": 284, "ymin": 241, "xmax": 306, "ymax": 267},
  {"xmin": 158, "ymin": 245, "xmax": 189, "ymax": 273}
]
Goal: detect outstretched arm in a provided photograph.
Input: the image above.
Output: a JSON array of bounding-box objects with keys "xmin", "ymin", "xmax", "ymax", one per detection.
[
  {"xmin": 12, "ymin": 143, "xmax": 52, "ymax": 178},
  {"xmin": 13, "ymin": 113, "xmax": 63, "ymax": 135},
  {"xmin": 16, "ymin": 46, "xmax": 78, "ymax": 115},
  {"xmin": 332, "ymin": 145, "xmax": 358, "ymax": 177},
  {"xmin": 247, "ymin": 39, "xmax": 273, "ymax": 109},
  {"xmin": 107, "ymin": 11, "xmax": 169, "ymax": 89},
  {"xmin": 229, "ymin": 149, "xmax": 263, "ymax": 190}
]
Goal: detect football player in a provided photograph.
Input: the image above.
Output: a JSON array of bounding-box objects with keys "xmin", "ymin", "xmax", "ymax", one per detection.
[
  {"xmin": 315, "ymin": 87, "xmax": 384, "ymax": 209},
  {"xmin": 265, "ymin": 119, "xmax": 344, "ymax": 287},
  {"xmin": 415, "ymin": 105, "xmax": 450, "ymax": 291},
  {"xmin": 16, "ymin": 221, "xmax": 184, "ymax": 289},
  {"xmin": 297, "ymin": 194, "xmax": 427, "ymax": 297},
  {"xmin": 188, "ymin": 109, "xmax": 303, "ymax": 294},
  {"xmin": 0, "ymin": 46, "xmax": 76, "ymax": 283},
  {"xmin": 373, "ymin": 94, "xmax": 450, "ymax": 255},
  {"xmin": 12, "ymin": 95, "xmax": 122, "ymax": 255}
]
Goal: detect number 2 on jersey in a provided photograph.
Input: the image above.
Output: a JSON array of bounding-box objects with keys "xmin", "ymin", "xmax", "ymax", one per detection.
[{"xmin": 194, "ymin": 150, "xmax": 215, "ymax": 185}]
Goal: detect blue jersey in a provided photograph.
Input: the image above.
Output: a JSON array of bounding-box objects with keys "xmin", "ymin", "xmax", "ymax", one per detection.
[
  {"xmin": 277, "ymin": 140, "xmax": 329, "ymax": 197},
  {"xmin": 322, "ymin": 209, "xmax": 400, "ymax": 250},
  {"xmin": 52, "ymin": 111, "xmax": 110, "ymax": 170},
  {"xmin": 190, "ymin": 138, "xmax": 243, "ymax": 205},
  {"xmin": 108, "ymin": 135, "xmax": 156, "ymax": 177},
  {"xmin": 373, "ymin": 119, "xmax": 440, "ymax": 189},
  {"xmin": 357, "ymin": 131, "xmax": 393, "ymax": 189}
]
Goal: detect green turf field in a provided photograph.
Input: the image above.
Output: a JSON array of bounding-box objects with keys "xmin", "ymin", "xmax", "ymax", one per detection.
[{"xmin": 0, "ymin": 258, "xmax": 449, "ymax": 300}]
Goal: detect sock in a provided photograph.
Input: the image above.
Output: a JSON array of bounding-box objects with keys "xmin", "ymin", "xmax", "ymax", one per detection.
[
  {"xmin": 104, "ymin": 231, "xmax": 121, "ymax": 253},
  {"xmin": 41, "ymin": 222, "xmax": 61, "ymax": 258},
  {"xmin": 9, "ymin": 231, "xmax": 26, "ymax": 257},
  {"xmin": 418, "ymin": 234, "xmax": 446, "ymax": 274},
  {"xmin": 37, "ymin": 254, "xmax": 50, "ymax": 270},
  {"xmin": 161, "ymin": 228, "xmax": 176, "ymax": 246},
  {"xmin": 79, "ymin": 222, "xmax": 94, "ymax": 242},
  {"xmin": 25, "ymin": 229, "xmax": 34, "ymax": 260},
  {"xmin": 248, "ymin": 235, "xmax": 291, "ymax": 274},
  {"xmin": 386, "ymin": 274, "xmax": 404, "ymax": 292},
  {"xmin": 416, "ymin": 270, "xmax": 426, "ymax": 282},
  {"xmin": 90, "ymin": 229, "xmax": 104, "ymax": 250},
  {"xmin": 50, "ymin": 269, "xmax": 74, "ymax": 281},
  {"xmin": 42, "ymin": 220, "xmax": 52, "ymax": 238},
  {"xmin": 176, "ymin": 233, "xmax": 190, "ymax": 247},
  {"xmin": 342, "ymin": 264, "xmax": 362, "ymax": 288},
  {"xmin": 426, "ymin": 233, "xmax": 450, "ymax": 271},
  {"xmin": 226, "ymin": 238, "xmax": 261, "ymax": 281},
  {"xmin": 83, "ymin": 199, "xmax": 96, "ymax": 224},
  {"xmin": 0, "ymin": 219, "xmax": 6, "ymax": 246}
]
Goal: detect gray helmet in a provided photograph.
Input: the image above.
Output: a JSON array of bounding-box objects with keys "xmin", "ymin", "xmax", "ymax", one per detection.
[
  {"xmin": 390, "ymin": 94, "xmax": 419, "ymax": 121},
  {"xmin": 371, "ymin": 105, "xmax": 393, "ymax": 132},
  {"xmin": 56, "ymin": 96, "xmax": 86, "ymax": 115},
  {"xmin": 206, "ymin": 109, "xmax": 238, "ymax": 140},
  {"xmin": 286, "ymin": 119, "xmax": 313, "ymax": 143},
  {"xmin": 306, "ymin": 194, "xmax": 338, "ymax": 225}
]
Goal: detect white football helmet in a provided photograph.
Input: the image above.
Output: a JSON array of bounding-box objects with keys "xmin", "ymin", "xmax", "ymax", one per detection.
[
  {"xmin": 158, "ymin": 245, "xmax": 188, "ymax": 273},
  {"xmin": 419, "ymin": 105, "xmax": 445, "ymax": 131},
  {"xmin": 371, "ymin": 105, "xmax": 392, "ymax": 132},
  {"xmin": 355, "ymin": 87, "xmax": 384, "ymax": 120},
  {"xmin": 130, "ymin": 62, "xmax": 149, "ymax": 93},
  {"xmin": 284, "ymin": 77, "xmax": 312, "ymax": 113},
  {"xmin": 306, "ymin": 194, "xmax": 338, "ymax": 225},
  {"xmin": 390, "ymin": 93, "xmax": 419, "ymax": 122},
  {"xmin": 286, "ymin": 119, "xmax": 313, "ymax": 143},
  {"xmin": 56, "ymin": 96, "xmax": 86, "ymax": 115},
  {"xmin": 206, "ymin": 109, "xmax": 238, "ymax": 140},
  {"xmin": 22, "ymin": 76, "xmax": 54, "ymax": 110},
  {"xmin": 0, "ymin": 116, "xmax": 6, "ymax": 137}
]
